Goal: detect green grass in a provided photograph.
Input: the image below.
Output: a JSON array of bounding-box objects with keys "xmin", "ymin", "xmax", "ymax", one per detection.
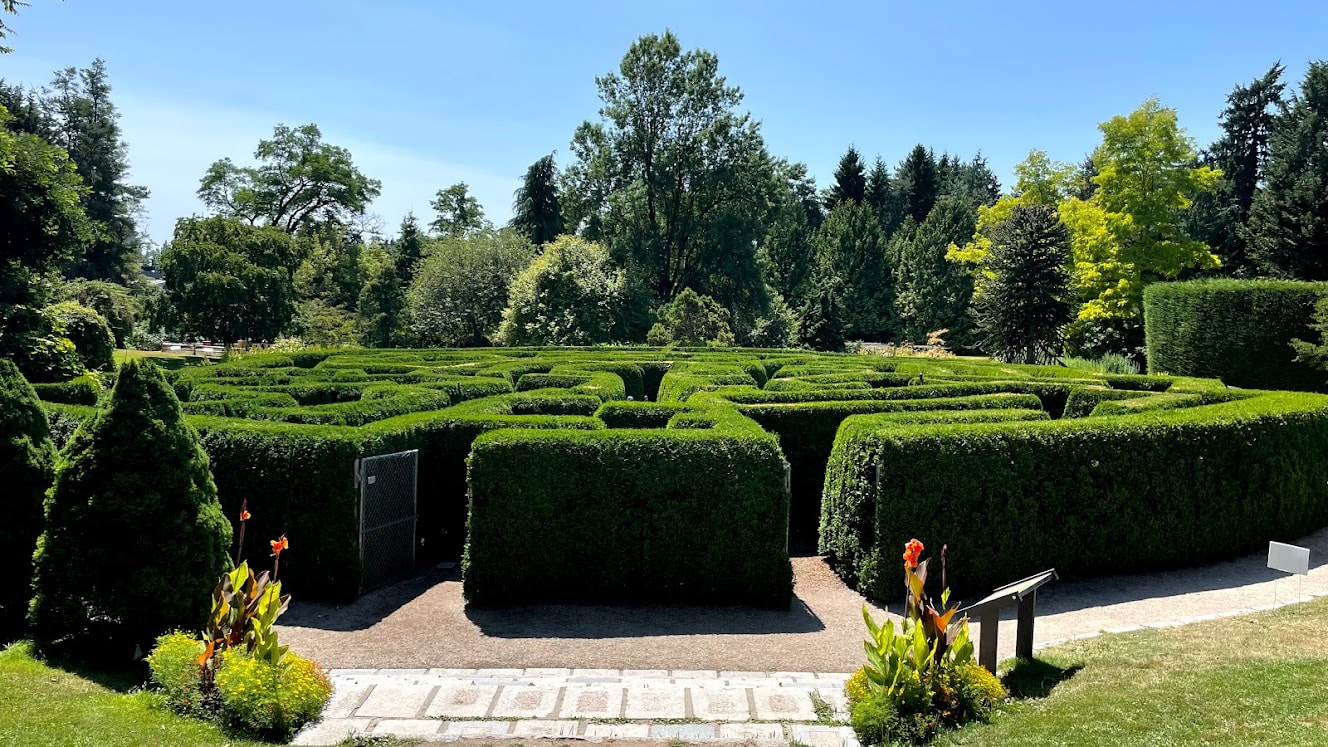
[
  {"xmin": 0, "ymin": 641, "xmax": 274, "ymax": 747},
  {"xmin": 113, "ymin": 348, "xmax": 212, "ymax": 370},
  {"xmin": 940, "ymin": 597, "xmax": 1328, "ymax": 746}
]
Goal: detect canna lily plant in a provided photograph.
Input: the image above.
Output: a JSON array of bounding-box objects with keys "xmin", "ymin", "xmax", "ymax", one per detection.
[
  {"xmin": 197, "ymin": 561, "xmax": 292, "ymax": 675},
  {"xmin": 862, "ymin": 538, "xmax": 974, "ymax": 698}
]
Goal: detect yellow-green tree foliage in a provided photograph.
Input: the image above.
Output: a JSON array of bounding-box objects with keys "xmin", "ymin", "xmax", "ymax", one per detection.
[{"xmin": 950, "ymin": 100, "xmax": 1220, "ymax": 338}]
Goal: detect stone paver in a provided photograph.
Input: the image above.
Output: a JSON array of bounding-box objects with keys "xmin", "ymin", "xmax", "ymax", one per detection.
[
  {"xmin": 584, "ymin": 722, "xmax": 652, "ymax": 739},
  {"xmin": 691, "ymin": 686, "xmax": 752, "ymax": 721},
  {"xmin": 442, "ymin": 720, "xmax": 514, "ymax": 738},
  {"xmin": 752, "ymin": 686, "xmax": 817, "ymax": 722},
  {"xmin": 623, "ymin": 685, "xmax": 688, "ymax": 719},
  {"xmin": 424, "ymin": 685, "xmax": 499, "ymax": 718},
  {"xmin": 558, "ymin": 684, "xmax": 624, "ymax": 719},
  {"xmin": 355, "ymin": 683, "xmax": 433, "ymax": 718},
  {"xmin": 511, "ymin": 719, "xmax": 581, "ymax": 738},
  {"xmin": 490, "ymin": 685, "xmax": 561, "ymax": 718},
  {"xmin": 367, "ymin": 718, "xmax": 444, "ymax": 738}
]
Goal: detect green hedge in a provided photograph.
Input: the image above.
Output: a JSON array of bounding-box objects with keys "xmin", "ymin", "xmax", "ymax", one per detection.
[
  {"xmin": 821, "ymin": 391, "xmax": 1328, "ymax": 600},
  {"xmin": 596, "ymin": 401, "xmax": 691, "ymax": 428},
  {"xmin": 464, "ymin": 426, "xmax": 792, "ymax": 606},
  {"xmin": 1145, "ymin": 279, "xmax": 1328, "ymax": 390}
]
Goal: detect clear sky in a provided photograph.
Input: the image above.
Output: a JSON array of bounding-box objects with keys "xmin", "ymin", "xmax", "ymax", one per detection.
[{"xmin": 3, "ymin": 0, "xmax": 1325, "ymax": 246}]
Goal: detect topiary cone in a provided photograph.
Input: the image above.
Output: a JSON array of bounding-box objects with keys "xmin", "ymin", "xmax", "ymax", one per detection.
[
  {"xmin": 0, "ymin": 359, "xmax": 55, "ymax": 641},
  {"xmin": 29, "ymin": 360, "xmax": 232, "ymax": 654}
]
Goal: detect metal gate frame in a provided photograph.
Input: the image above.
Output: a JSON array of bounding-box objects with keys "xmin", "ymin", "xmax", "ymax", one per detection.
[{"xmin": 354, "ymin": 449, "xmax": 419, "ymax": 592}]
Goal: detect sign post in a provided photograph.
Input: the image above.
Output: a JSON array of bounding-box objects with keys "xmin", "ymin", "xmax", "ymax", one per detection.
[
  {"xmin": 1267, "ymin": 541, "xmax": 1310, "ymax": 607},
  {"xmin": 960, "ymin": 569, "xmax": 1058, "ymax": 673}
]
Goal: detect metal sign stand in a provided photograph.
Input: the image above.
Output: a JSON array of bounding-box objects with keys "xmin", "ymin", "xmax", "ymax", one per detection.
[{"xmin": 960, "ymin": 569, "xmax": 1058, "ymax": 673}]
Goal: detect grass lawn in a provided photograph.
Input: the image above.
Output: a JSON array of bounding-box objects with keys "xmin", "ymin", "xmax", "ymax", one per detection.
[
  {"xmin": 0, "ymin": 642, "xmax": 274, "ymax": 747},
  {"xmin": 113, "ymin": 348, "xmax": 214, "ymax": 370},
  {"xmin": 943, "ymin": 597, "xmax": 1328, "ymax": 746}
]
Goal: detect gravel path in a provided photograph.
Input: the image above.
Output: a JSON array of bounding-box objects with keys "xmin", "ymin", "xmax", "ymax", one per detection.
[{"xmin": 279, "ymin": 526, "xmax": 1328, "ymax": 673}]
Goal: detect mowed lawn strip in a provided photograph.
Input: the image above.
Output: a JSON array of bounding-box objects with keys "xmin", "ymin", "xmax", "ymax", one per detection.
[
  {"xmin": 0, "ymin": 642, "xmax": 274, "ymax": 747},
  {"xmin": 944, "ymin": 597, "xmax": 1328, "ymax": 746}
]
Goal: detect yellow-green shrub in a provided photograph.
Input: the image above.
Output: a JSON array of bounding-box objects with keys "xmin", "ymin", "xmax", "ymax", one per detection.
[
  {"xmin": 214, "ymin": 649, "xmax": 331, "ymax": 738},
  {"xmin": 146, "ymin": 632, "xmax": 206, "ymax": 712}
]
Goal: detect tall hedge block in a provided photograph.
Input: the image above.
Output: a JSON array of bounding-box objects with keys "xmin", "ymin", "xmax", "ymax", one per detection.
[
  {"xmin": 1144, "ymin": 279, "xmax": 1328, "ymax": 390},
  {"xmin": 29, "ymin": 361, "xmax": 232, "ymax": 651},
  {"xmin": 821, "ymin": 393, "xmax": 1328, "ymax": 600},
  {"xmin": 464, "ymin": 428, "xmax": 793, "ymax": 606},
  {"xmin": 0, "ymin": 360, "xmax": 56, "ymax": 639}
]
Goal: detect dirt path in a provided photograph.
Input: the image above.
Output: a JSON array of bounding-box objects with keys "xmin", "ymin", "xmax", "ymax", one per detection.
[{"xmin": 279, "ymin": 527, "xmax": 1328, "ymax": 673}]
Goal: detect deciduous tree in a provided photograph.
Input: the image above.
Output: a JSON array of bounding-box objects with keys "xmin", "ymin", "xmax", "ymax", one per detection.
[
  {"xmin": 430, "ymin": 181, "xmax": 490, "ymax": 238},
  {"xmin": 496, "ymin": 235, "xmax": 625, "ymax": 345},
  {"xmin": 408, "ymin": 230, "xmax": 535, "ymax": 347}
]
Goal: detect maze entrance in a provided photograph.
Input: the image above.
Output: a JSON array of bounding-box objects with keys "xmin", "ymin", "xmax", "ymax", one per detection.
[{"xmin": 355, "ymin": 449, "xmax": 419, "ymax": 592}]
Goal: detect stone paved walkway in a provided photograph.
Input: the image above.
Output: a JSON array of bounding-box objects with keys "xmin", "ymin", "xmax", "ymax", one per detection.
[{"xmin": 293, "ymin": 668, "xmax": 857, "ymax": 746}]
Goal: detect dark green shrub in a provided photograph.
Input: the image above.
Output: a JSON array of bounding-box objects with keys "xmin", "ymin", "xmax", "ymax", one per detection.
[
  {"xmin": 1144, "ymin": 279, "xmax": 1328, "ymax": 390},
  {"xmin": 464, "ymin": 426, "xmax": 792, "ymax": 606},
  {"xmin": 821, "ymin": 392, "xmax": 1328, "ymax": 599},
  {"xmin": 31, "ymin": 374, "xmax": 103, "ymax": 405},
  {"xmin": 29, "ymin": 361, "xmax": 233, "ymax": 653},
  {"xmin": 0, "ymin": 360, "xmax": 56, "ymax": 640},
  {"xmin": 596, "ymin": 401, "xmax": 690, "ymax": 428},
  {"xmin": 45, "ymin": 301, "xmax": 116, "ymax": 372}
]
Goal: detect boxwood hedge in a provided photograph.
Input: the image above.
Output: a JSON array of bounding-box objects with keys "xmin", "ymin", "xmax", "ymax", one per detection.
[
  {"xmin": 1145, "ymin": 279, "xmax": 1328, "ymax": 390},
  {"xmin": 29, "ymin": 347, "xmax": 1328, "ymax": 608}
]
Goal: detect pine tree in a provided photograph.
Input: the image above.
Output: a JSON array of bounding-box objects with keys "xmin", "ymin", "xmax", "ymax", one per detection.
[
  {"xmin": 511, "ymin": 154, "xmax": 564, "ymax": 245},
  {"xmin": 0, "ymin": 359, "xmax": 55, "ymax": 639},
  {"xmin": 392, "ymin": 212, "xmax": 426, "ymax": 284},
  {"xmin": 1246, "ymin": 62, "xmax": 1327, "ymax": 279},
  {"xmin": 974, "ymin": 205, "xmax": 1073, "ymax": 363},
  {"xmin": 897, "ymin": 144, "xmax": 940, "ymax": 223},
  {"xmin": 814, "ymin": 201, "xmax": 891, "ymax": 340},
  {"xmin": 826, "ymin": 146, "xmax": 867, "ymax": 209},
  {"xmin": 894, "ymin": 197, "xmax": 979, "ymax": 347},
  {"xmin": 865, "ymin": 157, "xmax": 904, "ymax": 237},
  {"xmin": 797, "ymin": 274, "xmax": 847, "ymax": 352},
  {"xmin": 358, "ymin": 263, "xmax": 406, "ymax": 347},
  {"xmin": 46, "ymin": 60, "xmax": 149, "ymax": 282},
  {"xmin": 30, "ymin": 361, "xmax": 232, "ymax": 652}
]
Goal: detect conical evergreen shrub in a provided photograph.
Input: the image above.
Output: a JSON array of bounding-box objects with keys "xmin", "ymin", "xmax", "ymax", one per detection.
[
  {"xmin": 0, "ymin": 359, "xmax": 55, "ymax": 640},
  {"xmin": 30, "ymin": 360, "xmax": 231, "ymax": 652}
]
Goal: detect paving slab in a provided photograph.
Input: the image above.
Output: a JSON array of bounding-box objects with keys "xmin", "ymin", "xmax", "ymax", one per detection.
[
  {"xmin": 355, "ymin": 683, "xmax": 433, "ymax": 718},
  {"xmin": 623, "ymin": 686, "xmax": 688, "ymax": 719},
  {"xmin": 490, "ymin": 685, "xmax": 562, "ymax": 718},
  {"xmin": 424, "ymin": 685, "xmax": 500, "ymax": 718}
]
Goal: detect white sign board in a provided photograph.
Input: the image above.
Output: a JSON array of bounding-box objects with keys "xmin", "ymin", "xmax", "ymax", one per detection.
[{"xmin": 1268, "ymin": 541, "xmax": 1310, "ymax": 576}]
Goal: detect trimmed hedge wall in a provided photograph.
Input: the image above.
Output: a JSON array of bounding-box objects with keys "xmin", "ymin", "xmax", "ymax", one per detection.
[
  {"xmin": 821, "ymin": 391, "xmax": 1328, "ymax": 600},
  {"xmin": 1145, "ymin": 279, "xmax": 1328, "ymax": 390},
  {"xmin": 464, "ymin": 425, "xmax": 792, "ymax": 606}
]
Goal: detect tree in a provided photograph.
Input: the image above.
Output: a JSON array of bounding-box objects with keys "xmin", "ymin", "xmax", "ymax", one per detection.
[
  {"xmin": 1189, "ymin": 64, "xmax": 1286, "ymax": 275},
  {"xmin": 30, "ymin": 361, "xmax": 232, "ymax": 652},
  {"xmin": 44, "ymin": 301, "xmax": 114, "ymax": 371},
  {"xmin": 408, "ymin": 230, "xmax": 535, "ymax": 347},
  {"xmin": 45, "ymin": 60, "xmax": 149, "ymax": 281},
  {"xmin": 1, "ymin": 0, "xmax": 32, "ymax": 54},
  {"xmin": 1247, "ymin": 62, "xmax": 1328, "ymax": 279},
  {"xmin": 1063, "ymin": 98, "xmax": 1221, "ymax": 354},
  {"xmin": 827, "ymin": 146, "xmax": 867, "ymax": 209},
  {"xmin": 56, "ymin": 279, "xmax": 140, "ymax": 347},
  {"xmin": 797, "ymin": 275, "xmax": 846, "ymax": 352},
  {"xmin": 647, "ymin": 288, "xmax": 735, "ymax": 346},
  {"xmin": 391, "ymin": 212, "xmax": 426, "ymax": 284},
  {"xmin": 0, "ymin": 358, "xmax": 54, "ymax": 639},
  {"xmin": 511, "ymin": 154, "xmax": 563, "ymax": 245},
  {"xmin": 897, "ymin": 145, "xmax": 940, "ymax": 223},
  {"xmin": 814, "ymin": 201, "xmax": 891, "ymax": 339},
  {"xmin": 865, "ymin": 157, "xmax": 904, "ymax": 236},
  {"xmin": 158, "ymin": 216, "xmax": 302, "ymax": 342},
  {"xmin": 942, "ymin": 153, "xmax": 1001, "ymax": 210},
  {"xmin": 357, "ymin": 262, "xmax": 406, "ymax": 348},
  {"xmin": 757, "ymin": 165, "xmax": 819, "ymax": 304},
  {"xmin": 198, "ymin": 123, "xmax": 382, "ymax": 234},
  {"xmin": 294, "ymin": 224, "xmax": 367, "ymax": 310},
  {"xmin": 496, "ymin": 235, "xmax": 625, "ymax": 345},
  {"xmin": 562, "ymin": 31, "xmax": 779, "ymax": 312},
  {"xmin": 974, "ymin": 205, "xmax": 1074, "ymax": 363},
  {"xmin": 430, "ymin": 181, "xmax": 490, "ymax": 237},
  {"xmin": 894, "ymin": 197, "xmax": 978, "ymax": 346},
  {"xmin": 0, "ymin": 80, "xmax": 51, "ymax": 136}
]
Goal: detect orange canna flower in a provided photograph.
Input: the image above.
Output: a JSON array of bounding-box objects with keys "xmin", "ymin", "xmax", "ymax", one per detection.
[
  {"xmin": 902, "ymin": 538, "xmax": 924, "ymax": 569},
  {"xmin": 240, "ymin": 509, "xmax": 251, "ymax": 522},
  {"xmin": 270, "ymin": 535, "xmax": 289, "ymax": 555}
]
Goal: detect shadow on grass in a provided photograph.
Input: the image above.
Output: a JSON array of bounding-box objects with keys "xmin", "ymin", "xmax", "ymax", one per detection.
[{"xmin": 1001, "ymin": 657, "xmax": 1083, "ymax": 699}]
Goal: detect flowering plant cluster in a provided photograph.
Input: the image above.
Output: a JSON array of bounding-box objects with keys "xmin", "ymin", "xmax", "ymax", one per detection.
[{"xmin": 849, "ymin": 539, "xmax": 1004, "ymax": 745}]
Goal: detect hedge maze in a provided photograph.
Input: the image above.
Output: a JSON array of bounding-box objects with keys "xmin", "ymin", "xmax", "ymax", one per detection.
[{"xmin": 37, "ymin": 348, "xmax": 1328, "ymax": 607}]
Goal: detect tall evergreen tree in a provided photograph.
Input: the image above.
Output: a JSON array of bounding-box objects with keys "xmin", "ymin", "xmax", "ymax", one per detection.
[
  {"xmin": 814, "ymin": 201, "xmax": 891, "ymax": 339},
  {"xmin": 865, "ymin": 157, "xmax": 905, "ymax": 237},
  {"xmin": 45, "ymin": 60, "xmax": 149, "ymax": 282},
  {"xmin": 826, "ymin": 146, "xmax": 867, "ymax": 208},
  {"xmin": 974, "ymin": 205, "xmax": 1074, "ymax": 364},
  {"xmin": 511, "ymin": 154, "xmax": 564, "ymax": 245},
  {"xmin": 392, "ymin": 212, "xmax": 426, "ymax": 284},
  {"xmin": 894, "ymin": 197, "xmax": 979, "ymax": 346},
  {"xmin": 357, "ymin": 262, "xmax": 406, "ymax": 347},
  {"xmin": 0, "ymin": 81, "xmax": 50, "ymax": 136},
  {"xmin": 942, "ymin": 154, "xmax": 1001, "ymax": 209},
  {"xmin": 1246, "ymin": 62, "xmax": 1327, "ymax": 279},
  {"xmin": 797, "ymin": 274, "xmax": 847, "ymax": 352},
  {"xmin": 897, "ymin": 144, "xmax": 940, "ymax": 223},
  {"xmin": 1191, "ymin": 64, "xmax": 1286, "ymax": 275}
]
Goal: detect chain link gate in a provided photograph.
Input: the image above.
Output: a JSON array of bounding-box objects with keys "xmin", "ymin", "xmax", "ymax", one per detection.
[{"xmin": 355, "ymin": 449, "xmax": 419, "ymax": 592}]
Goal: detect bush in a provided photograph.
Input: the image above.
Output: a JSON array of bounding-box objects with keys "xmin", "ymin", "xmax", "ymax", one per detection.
[
  {"xmin": 1144, "ymin": 279, "xmax": 1328, "ymax": 390},
  {"xmin": 214, "ymin": 649, "xmax": 331, "ymax": 739},
  {"xmin": 146, "ymin": 632, "xmax": 207, "ymax": 712},
  {"xmin": 29, "ymin": 361, "xmax": 233, "ymax": 652},
  {"xmin": 821, "ymin": 391, "xmax": 1328, "ymax": 599},
  {"xmin": 57, "ymin": 279, "xmax": 141, "ymax": 347},
  {"xmin": 30, "ymin": 374, "xmax": 103, "ymax": 406},
  {"xmin": 464, "ymin": 425, "xmax": 792, "ymax": 606},
  {"xmin": 0, "ymin": 360, "xmax": 56, "ymax": 640},
  {"xmin": 45, "ymin": 301, "xmax": 116, "ymax": 372},
  {"xmin": 851, "ymin": 692, "xmax": 903, "ymax": 746}
]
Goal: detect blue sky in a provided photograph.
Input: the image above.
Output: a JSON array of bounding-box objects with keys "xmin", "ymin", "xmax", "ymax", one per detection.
[{"xmin": 4, "ymin": 0, "xmax": 1325, "ymax": 245}]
